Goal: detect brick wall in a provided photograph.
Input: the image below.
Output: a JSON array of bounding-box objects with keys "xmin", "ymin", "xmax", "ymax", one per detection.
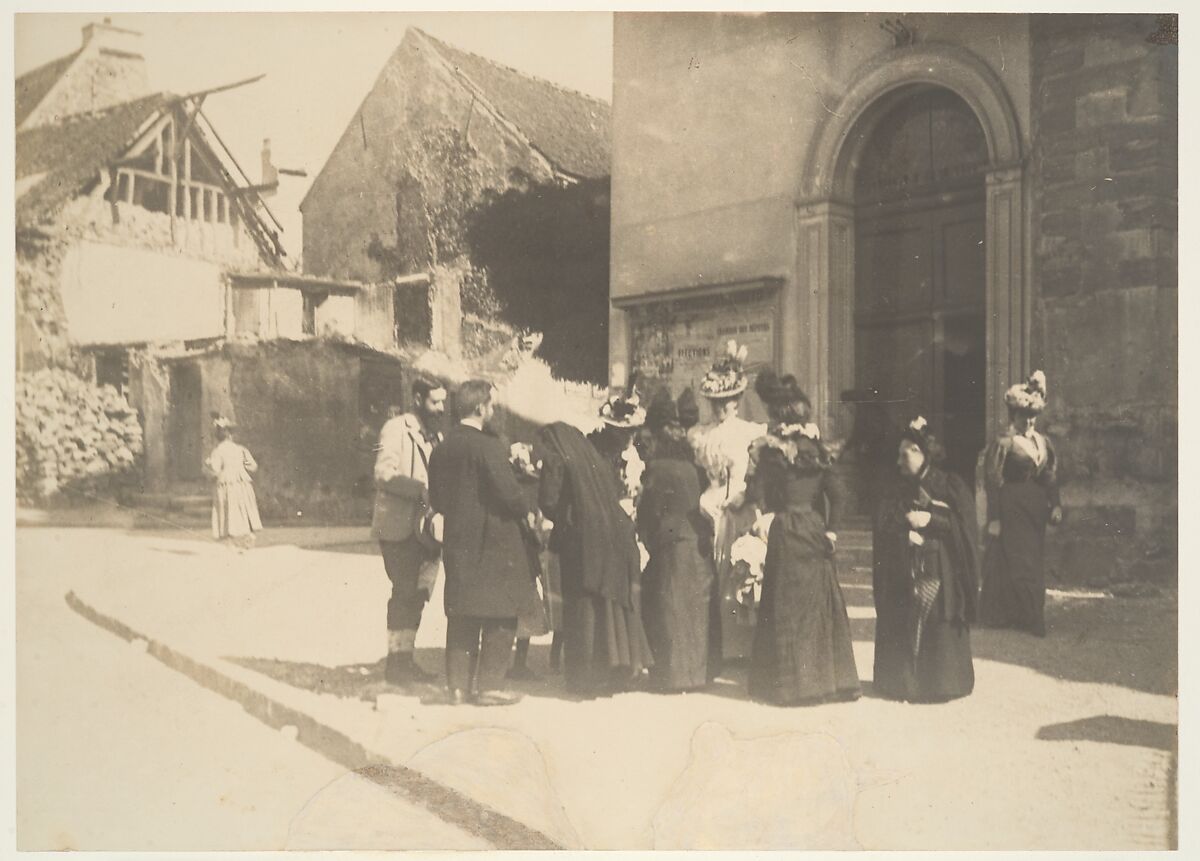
[{"xmin": 1030, "ymin": 14, "xmax": 1177, "ymax": 583}]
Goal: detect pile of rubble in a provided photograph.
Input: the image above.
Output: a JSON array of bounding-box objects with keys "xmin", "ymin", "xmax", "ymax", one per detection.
[{"xmin": 15, "ymin": 368, "xmax": 143, "ymax": 502}]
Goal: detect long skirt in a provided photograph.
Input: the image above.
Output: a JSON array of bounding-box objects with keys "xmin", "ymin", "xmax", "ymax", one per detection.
[
  {"xmin": 874, "ymin": 592, "xmax": 975, "ymax": 702},
  {"xmin": 212, "ymin": 479, "xmax": 262, "ymax": 540},
  {"xmin": 562, "ymin": 583, "xmax": 654, "ymax": 698},
  {"xmin": 541, "ymin": 549, "xmax": 565, "ymax": 631},
  {"xmin": 748, "ymin": 510, "xmax": 860, "ymax": 705},
  {"xmin": 712, "ymin": 503, "xmax": 759, "ymax": 662},
  {"xmin": 516, "ymin": 539, "xmax": 552, "ymax": 640},
  {"xmin": 980, "ymin": 480, "xmax": 1052, "ymax": 636},
  {"xmin": 643, "ymin": 536, "xmax": 714, "ymax": 691},
  {"xmin": 874, "ymin": 538, "xmax": 975, "ymax": 702}
]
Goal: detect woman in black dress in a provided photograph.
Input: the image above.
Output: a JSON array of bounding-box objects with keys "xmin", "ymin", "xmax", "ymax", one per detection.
[
  {"xmin": 637, "ymin": 394, "xmax": 715, "ymax": 692},
  {"xmin": 979, "ymin": 371, "xmax": 1063, "ymax": 637},
  {"xmin": 745, "ymin": 372, "xmax": 860, "ymax": 706},
  {"xmin": 872, "ymin": 417, "xmax": 979, "ymax": 703},
  {"xmin": 536, "ymin": 421, "xmax": 653, "ymax": 698}
]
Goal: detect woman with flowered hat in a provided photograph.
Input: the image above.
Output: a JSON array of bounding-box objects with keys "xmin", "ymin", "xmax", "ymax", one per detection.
[
  {"xmin": 637, "ymin": 392, "xmax": 715, "ymax": 691},
  {"xmin": 872, "ymin": 416, "xmax": 978, "ymax": 702},
  {"xmin": 688, "ymin": 340, "xmax": 768, "ymax": 673},
  {"xmin": 979, "ymin": 371, "xmax": 1063, "ymax": 636},
  {"xmin": 588, "ymin": 387, "xmax": 648, "ymax": 520},
  {"xmin": 744, "ymin": 371, "xmax": 860, "ymax": 705}
]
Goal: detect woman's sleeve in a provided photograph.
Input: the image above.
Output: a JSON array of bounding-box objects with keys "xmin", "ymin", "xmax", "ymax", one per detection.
[
  {"xmin": 744, "ymin": 440, "xmax": 764, "ymax": 509},
  {"xmin": 983, "ymin": 439, "xmax": 1006, "ymax": 522},
  {"xmin": 635, "ymin": 465, "xmax": 657, "ymax": 543},
  {"xmin": 926, "ymin": 502, "xmax": 955, "ymax": 535},
  {"xmin": 242, "ymin": 447, "xmax": 258, "ymax": 473},
  {"xmin": 822, "ymin": 465, "xmax": 845, "ymax": 532},
  {"xmin": 1039, "ymin": 435, "xmax": 1062, "ymax": 509},
  {"xmin": 538, "ymin": 450, "xmax": 566, "ymax": 519}
]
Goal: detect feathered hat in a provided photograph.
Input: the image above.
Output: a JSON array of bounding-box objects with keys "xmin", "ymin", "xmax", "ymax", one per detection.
[
  {"xmin": 900, "ymin": 414, "xmax": 945, "ymax": 463},
  {"xmin": 599, "ymin": 374, "xmax": 647, "ymax": 429},
  {"xmin": 211, "ymin": 412, "xmax": 235, "ymax": 431},
  {"xmin": 754, "ymin": 368, "xmax": 808, "ymax": 407},
  {"xmin": 700, "ymin": 340, "xmax": 750, "ymax": 400},
  {"xmin": 1004, "ymin": 370, "xmax": 1048, "ymax": 414}
]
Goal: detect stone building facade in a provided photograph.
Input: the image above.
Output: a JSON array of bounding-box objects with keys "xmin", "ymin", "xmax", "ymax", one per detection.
[{"xmin": 608, "ymin": 13, "xmax": 1176, "ymax": 583}]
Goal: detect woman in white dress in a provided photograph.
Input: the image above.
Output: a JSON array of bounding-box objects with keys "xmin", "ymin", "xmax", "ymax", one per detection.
[
  {"xmin": 205, "ymin": 416, "xmax": 263, "ymax": 551},
  {"xmin": 688, "ymin": 341, "xmax": 768, "ymax": 671}
]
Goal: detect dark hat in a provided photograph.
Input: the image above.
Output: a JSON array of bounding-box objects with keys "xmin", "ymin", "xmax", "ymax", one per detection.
[
  {"xmin": 754, "ymin": 369, "xmax": 808, "ymax": 407},
  {"xmin": 676, "ymin": 388, "xmax": 700, "ymax": 429},
  {"xmin": 899, "ymin": 415, "xmax": 945, "ymax": 463},
  {"xmin": 645, "ymin": 387, "xmax": 677, "ymax": 429},
  {"xmin": 599, "ymin": 391, "xmax": 646, "ymax": 428}
]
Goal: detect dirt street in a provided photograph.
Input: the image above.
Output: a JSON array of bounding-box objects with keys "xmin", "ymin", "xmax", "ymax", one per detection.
[{"xmin": 15, "ymin": 524, "xmax": 1178, "ymax": 850}]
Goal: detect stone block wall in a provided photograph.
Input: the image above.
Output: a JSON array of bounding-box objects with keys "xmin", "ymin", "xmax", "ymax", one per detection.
[
  {"xmin": 1030, "ymin": 14, "xmax": 1177, "ymax": 584},
  {"xmin": 301, "ymin": 31, "xmax": 556, "ymax": 283},
  {"xmin": 23, "ymin": 41, "xmax": 149, "ymax": 129}
]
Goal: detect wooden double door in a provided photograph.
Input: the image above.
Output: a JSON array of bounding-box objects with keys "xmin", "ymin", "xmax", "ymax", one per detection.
[{"xmin": 853, "ymin": 193, "xmax": 987, "ymax": 488}]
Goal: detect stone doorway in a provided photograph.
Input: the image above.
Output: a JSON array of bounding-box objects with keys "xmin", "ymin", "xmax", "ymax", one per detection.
[
  {"xmin": 851, "ymin": 86, "xmax": 989, "ymax": 497},
  {"xmin": 167, "ymin": 363, "xmax": 204, "ymax": 482}
]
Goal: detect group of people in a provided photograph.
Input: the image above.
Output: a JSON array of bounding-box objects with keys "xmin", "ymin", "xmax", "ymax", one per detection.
[{"xmin": 358, "ymin": 343, "xmax": 1063, "ymax": 708}]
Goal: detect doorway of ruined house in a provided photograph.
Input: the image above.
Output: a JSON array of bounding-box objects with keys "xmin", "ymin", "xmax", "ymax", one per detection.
[
  {"xmin": 848, "ymin": 85, "xmax": 989, "ymax": 509},
  {"xmin": 167, "ymin": 363, "xmax": 204, "ymax": 482}
]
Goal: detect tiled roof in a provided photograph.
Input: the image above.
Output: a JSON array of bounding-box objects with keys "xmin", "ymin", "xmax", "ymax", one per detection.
[
  {"xmin": 417, "ymin": 29, "xmax": 611, "ymax": 179},
  {"xmin": 15, "ymin": 93, "xmax": 167, "ymax": 228},
  {"xmin": 15, "ymin": 49, "xmax": 81, "ymax": 128}
]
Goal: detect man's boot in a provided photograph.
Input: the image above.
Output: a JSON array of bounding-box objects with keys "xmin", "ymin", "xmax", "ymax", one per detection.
[{"xmin": 385, "ymin": 630, "xmax": 435, "ymax": 685}]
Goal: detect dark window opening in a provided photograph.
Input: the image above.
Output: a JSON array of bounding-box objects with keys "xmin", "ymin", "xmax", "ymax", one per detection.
[
  {"xmin": 394, "ymin": 281, "xmax": 433, "ymax": 347},
  {"xmin": 94, "ymin": 350, "xmax": 129, "ymax": 395},
  {"xmin": 302, "ymin": 292, "xmax": 327, "ymax": 336},
  {"xmin": 133, "ymin": 176, "xmax": 170, "ymax": 214}
]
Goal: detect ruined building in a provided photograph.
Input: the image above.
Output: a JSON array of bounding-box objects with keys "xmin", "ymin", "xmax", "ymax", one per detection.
[{"xmin": 301, "ymin": 27, "xmax": 612, "ymax": 380}]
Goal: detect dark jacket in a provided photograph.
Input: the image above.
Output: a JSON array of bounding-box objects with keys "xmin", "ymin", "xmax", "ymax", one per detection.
[
  {"xmin": 537, "ymin": 422, "xmax": 640, "ymax": 607},
  {"xmin": 428, "ymin": 423, "xmax": 537, "ymax": 619}
]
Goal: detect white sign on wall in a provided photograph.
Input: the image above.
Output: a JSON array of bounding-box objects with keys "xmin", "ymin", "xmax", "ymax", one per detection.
[{"xmin": 59, "ymin": 240, "xmax": 224, "ymax": 346}]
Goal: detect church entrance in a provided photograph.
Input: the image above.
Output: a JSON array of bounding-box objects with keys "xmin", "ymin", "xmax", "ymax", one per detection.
[{"xmin": 850, "ymin": 86, "xmax": 989, "ymax": 501}]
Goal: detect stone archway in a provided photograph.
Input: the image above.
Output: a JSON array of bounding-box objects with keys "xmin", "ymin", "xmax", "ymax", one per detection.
[{"xmin": 789, "ymin": 43, "xmax": 1027, "ymax": 442}]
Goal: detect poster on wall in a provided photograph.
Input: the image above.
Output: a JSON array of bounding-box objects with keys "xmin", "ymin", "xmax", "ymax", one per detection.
[{"xmin": 630, "ymin": 290, "xmax": 778, "ymax": 426}]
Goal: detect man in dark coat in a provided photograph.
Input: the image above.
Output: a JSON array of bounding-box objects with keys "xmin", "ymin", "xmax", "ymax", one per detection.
[{"xmin": 427, "ymin": 379, "xmax": 538, "ymax": 706}]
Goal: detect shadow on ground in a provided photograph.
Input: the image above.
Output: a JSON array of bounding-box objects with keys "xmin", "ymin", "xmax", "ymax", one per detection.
[
  {"xmin": 93, "ymin": 518, "xmax": 1177, "ymax": 699},
  {"xmin": 231, "ymin": 593, "xmax": 1177, "ymax": 702},
  {"xmin": 1036, "ymin": 715, "xmax": 1177, "ymax": 753}
]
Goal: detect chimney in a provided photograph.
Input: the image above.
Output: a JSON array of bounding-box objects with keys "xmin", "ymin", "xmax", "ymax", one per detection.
[
  {"xmin": 261, "ymin": 139, "xmax": 278, "ymax": 196},
  {"xmin": 81, "ymin": 17, "xmax": 144, "ymax": 57},
  {"xmin": 20, "ymin": 17, "xmax": 148, "ymax": 129}
]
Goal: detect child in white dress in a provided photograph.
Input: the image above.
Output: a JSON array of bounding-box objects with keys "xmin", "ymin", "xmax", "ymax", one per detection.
[{"xmin": 204, "ymin": 416, "xmax": 263, "ymax": 550}]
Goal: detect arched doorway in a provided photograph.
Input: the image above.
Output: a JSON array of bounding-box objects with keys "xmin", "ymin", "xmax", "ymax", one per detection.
[
  {"xmin": 792, "ymin": 45, "xmax": 1027, "ymax": 513},
  {"xmin": 852, "ymin": 86, "xmax": 989, "ymax": 490}
]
